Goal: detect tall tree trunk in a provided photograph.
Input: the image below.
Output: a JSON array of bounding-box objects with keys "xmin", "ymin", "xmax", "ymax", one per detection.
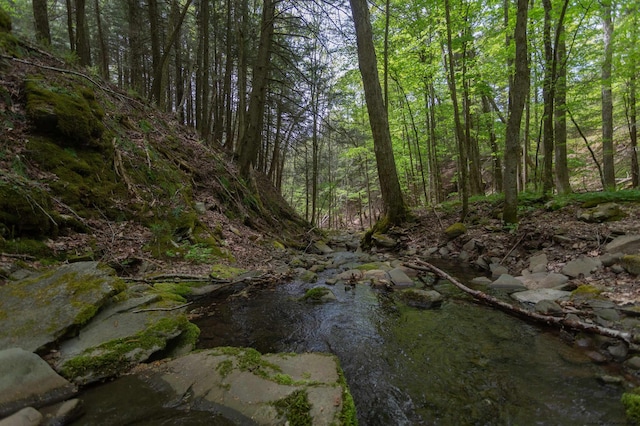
[
  {"xmin": 482, "ymin": 95, "xmax": 503, "ymax": 193},
  {"xmin": 148, "ymin": 0, "xmax": 162, "ymax": 98},
  {"xmin": 65, "ymin": 0, "xmax": 75, "ymax": 51},
  {"xmin": 503, "ymin": 0, "xmax": 529, "ymax": 224},
  {"xmin": 554, "ymin": 23, "xmax": 571, "ymax": 194},
  {"xmin": 94, "ymin": 0, "xmax": 109, "ymax": 79},
  {"xmin": 541, "ymin": 0, "xmax": 554, "ymax": 194},
  {"xmin": 601, "ymin": 0, "xmax": 616, "ymax": 191},
  {"xmin": 444, "ymin": 0, "xmax": 469, "ymax": 220},
  {"xmin": 196, "ymin": 0, "xmax": 210, "ymax": 137},
  {"xmin": 173, "ymin": 0, "xmax": 185, "ymax": 123},
  {"xmin": 349, "ymin": 0, "xmax": 406, "ymax": 226},
  {"xmin": 237, "ymin": 0, "xmax": 275, "ymax": 179},
  {"xmin": 127, "ymin": 0, "xmax": 143, "ymax": 93},
  {"xmin": 631, "ymin": 62, "xmax": 639, "ymax": 188},
  {"xmin": 75, "ymin": 0, "xmax": 91, "ymax": 66},
  {"xmin": 235, "ymin": 0, "xmax": 248, "ymax": 152},
  {"xmin": 32, "ymin": 0, "xmax": 51, "ymax": 44}
]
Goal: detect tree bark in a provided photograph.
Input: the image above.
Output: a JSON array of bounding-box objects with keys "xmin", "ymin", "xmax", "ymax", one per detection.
[
  {"xmin": 349, "ymin": 0, "xmax": 406, "ymax": 225},
  {"xmin": 503, "ymin": 0, "xmax": 529, "ymax": 224},
  {"xmin": 601, "ymin": 0, "xmax": 616, "ymax": 191},
  {"xmin": 65, "ymin": 0, "xmax": 75, "ymax": 51},
  {"xmin": 237, "ymin": 0, "xmax": 275, "ymax": 179},
  {"xmin": 541, "ymin": 0, "xmax": 554, "ymax": 194},
  {"xmin": 32, "ymin": 0, "xmax": 51, "ymax": 45},
  {"xmin": 94, "ymin": 0, "xmax": 109, "ymax": 79},
  {"xmin": 75, "ymin": 0, "xmax": 92, "ymax": 66},
  {"xmin": 554, "ymin": 23, "xmax": 570, "ymax": 194}
]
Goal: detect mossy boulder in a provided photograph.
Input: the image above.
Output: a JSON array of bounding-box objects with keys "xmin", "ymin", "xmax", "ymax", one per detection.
[
  {"xmin": 445, "ymin": 222, "xmax": 467, "ymax": 239},
  {"xmin": 0, "ymin": 261, "xmax": 125, "ymax": 352},
  {"xmin": 0, "ymin": 180, "xmax": 55, "ymax": 237},
  {"xmin": 25, "ymin": 77, "xmax": 105, "ymax": 146},
  {"xmin": 622, "ymin": 255, "xmax": 640, "ymax": 276},
  {"xmin": 301, "ymin": 286, "xmax": 336, "ymax": 303},
  {"xmin": 577, "ymin": 202, "xmax": 625, "ymax": 223}
]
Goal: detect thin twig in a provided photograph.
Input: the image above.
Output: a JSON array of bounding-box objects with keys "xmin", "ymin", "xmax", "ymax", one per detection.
[{"xmin": 500, "ymin": 232, "xmax": 527, "ymax": 265}]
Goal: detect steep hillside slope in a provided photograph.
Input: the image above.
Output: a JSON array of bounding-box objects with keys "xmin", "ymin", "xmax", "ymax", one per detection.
[{"xmin": 0, "ymin": 12, "xmax": 307, "ymax": 278}]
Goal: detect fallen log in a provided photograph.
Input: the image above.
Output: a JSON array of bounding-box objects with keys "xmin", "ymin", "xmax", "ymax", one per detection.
[{"xmin": 405, "ymin": 259, "xmax": 639, "ymax": 345}]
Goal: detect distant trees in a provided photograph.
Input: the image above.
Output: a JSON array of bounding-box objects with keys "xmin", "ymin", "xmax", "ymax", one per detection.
[{"xmin": 11, "ymin": 0, "xmax": 640, "ymax": 229}]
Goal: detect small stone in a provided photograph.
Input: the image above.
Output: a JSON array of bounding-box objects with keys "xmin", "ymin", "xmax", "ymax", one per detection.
[
  {"xmin": 489, "ymin": 274, "xmax": 527, "ymax": 292},
  {"xmin": 528, "ymin": 253, "xmax": 548, "ymax": 273},
  {"xmin": 438, "ymin": 247, "xmax": 450, "ymax": 257},
  {"xmin": 607, "ymin": 343, "xmax": 628, "ymax": 362},
  {"xmin": 597, "ymin": 375, "xmax": 624, "ymax": 385},
  {"xmin": 194, "ymin": 202, "xmax": 206, "ymax": 214},
  {"xmin": 585, "ymin": 350, "xmax": 609, "ymax": 363},
  {"xmin": 599, "ymin": 252, "xmax": 622, "ymax": 267},
  {"xmin": 444, "ymin": 222, "xmax": 467, "ymax": 239},
  {"xmin": 458, "ymin": 251, "xmax": 469, "ymax": 262},
  {"xmin": 606, "ymin": 235, "xmax": 640, "ymax": 254},
  {"xmin": 511, "ymin": 288, "xmax": 572, "ymax": 304},
  {"xmin": 611, "ymin": 264, "xmax": 625, "ymax": 274},
  {"xmin": 388, "ymin": 268, "xmax": 414, "ymax": 288},
  {"xmin": 534, "ymin": 300, "xmax": 564, "ymax": 316},
  {"xmin": 400, "ymin": 289, "xmax": 443, "ymax": 309},
  {"xmin": 625, "ymin": 356, "xmax": 640, "ymax": 370},
  {"xmin": 594, "ymin": 308, "xmax": 621, "ymax": 322},
  {"xmin": 471, "ymin": 276, "xmax": 492, "ymax": 285},
  {"xmin": 622, "ymin": 254, "xmax": 640, "ymax": 275},
  {"xmin": 462, "ymin": 239, "xmax": 477, "ymax": 252},
  {"xmin": 489, "ymin": 263, "xmax": 509, "ymax": 279},
  {"xmin": 561, "ymin": 256, "xmax": 602, "ymax": 278}
]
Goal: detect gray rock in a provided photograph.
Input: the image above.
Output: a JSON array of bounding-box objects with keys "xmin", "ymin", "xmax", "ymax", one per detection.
[
  {"xmin": 607, "ymin": 343, "xmax": 628, "ymax": 362},
  {"xmin": 489, "ymin": 274, "xmax": 527, "ymax": 292},
  {"xmin": 40, "ymin": 398, "xmax": 83, "ymax": 426},
  {"xmin": 388, "ymin": 267, "xmax": 414, "ymax": 288},
  {"xmin": 0, "ymin": 407, "xmax": 42, "ymax": 426},
  {"xmin": 471, "ymin": 276, "xmax": 492, "ymax": 285},
  {"xmin": 489, "ymin": 263, "xmax": 509, "ymax": 279},
  {"xmin": 0, "ymin": 348, "xmax": 76, "ymax": 418},
  {"xmin": 561, "ymin": 256, "xmax": 602, "ymax": 278},
  {"xmin": 534, "ymin": 300, "xmax": 564, "ymax": 316},
  {"xmin": 372, "ymin": 233, "xmax": 397, "ymax": 248},
  {"xmin": 606, "ymin": 235, "xmax": 640, "ymax": 254},
  {"xmin": 424, "ymin": 247, "xmax": 439, "ymax": 257},
  {"xmin": 594, "ymin": 308, "xmax": 621, "ymax": 322},
  {"xmin": 578, "ymin": 202, "xmax": 624, "ymax": 223},
  {"xmin": 515, "ymin": 272, "xmax": 548, "ymax": 289},
  {"xmin": 599, "ymin": 252, "xmax": 622, "ymax": 267},
  {"xmin": 474, "ymin": 256, "xmax": 490, "ymax": 270},
  {"xmin": 295, "ymin": 268, "xmax": 318, "ymax": 283},
  {"xmin": 0, "ymin": 262, "xmax": 124, "ymax": 352},
  {"xmin": 622, "ymin": 255, "xmax": 640, "ymax": 275},
  {"xmin": 625, "ymin": 356, "xmax": 640, "ymax": 370},
  {"xmin": 458, "ymin": 251, "xmax": 470, "ymax": 262},
  {"xmin": 55, "ymin": 298, "xmax": 195, "ymax": 385},
  {"xmin": 611, "ymin": 264, "xmax": 626, "ymax": 274},
  {"xmin": 462, "ymin": 239, "xmax": 477, "ymax": 252},
  {"xmin": 143, "ymin": 349, "xmax": 350, "ymax": 425},
  {"xmin": 194, "ymin": 202, "xmax": 206, "ymax": 214},
  {"xmin": 511, "ymin": 289, "xmax": 572, "ymax": 304},
  {"xmin": 400, "ymin": 289, "xmax": 443, "ymax": 309},
  {"xmin": 528, "ymin": 253, "xmax": 548, "ymax": 273},
  {"xmin": 438, "ymin": 247, "xmax": 450, "ymax": 257},
  {"xmin": 312, "ymin": 241, "xmax": 334, "ymax": 255}
]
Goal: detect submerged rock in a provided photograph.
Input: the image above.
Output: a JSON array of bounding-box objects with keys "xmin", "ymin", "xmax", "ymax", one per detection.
[
  {"xmin": 0, "ymin": 262, "xmax": 125, "ymax": 352},
  {"xmin": 388, "ymin": 267, "xmax": 414, "ymax": 288},
  {"xmin": 400, "ymin": 289, "xmax": 443, "ymax": 309},
  {"xmin": 0, "ymin": 348, "xmax": 76, "ymax": 418}
]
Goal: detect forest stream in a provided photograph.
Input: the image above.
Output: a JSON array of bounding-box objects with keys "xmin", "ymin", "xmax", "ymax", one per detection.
[{"xmin": 74, "ymin": 255, "xmax": 628, "ymax": 425}]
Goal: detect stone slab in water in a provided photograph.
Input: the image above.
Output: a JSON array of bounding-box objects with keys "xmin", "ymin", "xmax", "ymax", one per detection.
[
  {"xmin": 0, "ymin": 348, "xmax": 76, "ymax": 418},
  {"xmin": 388, "ymin": 267, "xmax": 414, "ymax": 288},
  {"xmin": 511, "ymin": 289, "xmax": 572, "ymax": 304},
  {"xmin": 489, "ymin": 274, "xmax": 527, "ymax": 292},
  {"xmin": 137, "ymin": 348, "xmax": 351, "ymax": 426},
  {"xmin": 0, "ymin": 262, "xmax": 123, "ymax": 352}
]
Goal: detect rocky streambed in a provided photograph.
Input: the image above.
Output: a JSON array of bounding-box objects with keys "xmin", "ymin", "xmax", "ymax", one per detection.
[{"xmin": 1, "ymin": 226, "xmax": 640, "ymax": 424}]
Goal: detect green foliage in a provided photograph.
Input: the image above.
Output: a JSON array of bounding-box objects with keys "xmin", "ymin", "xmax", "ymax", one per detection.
[
  {"xmin": 622, "ymin": 391, "xmax": 640, "ymax": 424},
  {"xmin": 0, "ymin": 179, "xmax": 56, "ymax": 237},
  {"xmin": 301, "ymin": 286, "xmax": 330, "ymax": 301},
  {"xmin": 0, "ymin": 6, "xmax": 10, "ymax": 32}
]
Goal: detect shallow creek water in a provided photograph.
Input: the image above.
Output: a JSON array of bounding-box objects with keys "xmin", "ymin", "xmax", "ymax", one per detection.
[{"xmin": 75, "ymin": 259, "xmax": 627, "ymax": 425}]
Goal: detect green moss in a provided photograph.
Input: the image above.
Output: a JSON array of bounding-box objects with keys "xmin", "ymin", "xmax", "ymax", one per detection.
[
  {"xmin": 336, "ymin": 363, "xmax": 358, "ymax": 426},
  {"xmin": 72, "ymin": 303, "xmax": 98, "ymax": 327},
  {"xmin": 60, "ymin": 315, "xmax": 192, "ymax": 380},
  {"xmin": 216, "ymin": 359, "xmax": 234, "ymax": 378},
  {"xmin": 622, "ymin": 255, "xmax": 640, "ymax": 276},
  {"xmin": 25, "ymin": 77, "xmax": 104, "ymax": 145},
  {"xmin": 572, "ymin": 284, "xmax": 603, "ymax": 296},
  {"xmin": 273, "ymin": 240, "xmax": 286, "ymax": 250},
  {"xmin": 622, "ymin": 391, "xmax": 640, "ymax": 424},
  {"xmin": 356, "ymin": 262, "xmax": 387, "ymax": 271},
  {"xmin": 301, "ymin": 287, "xmax": 329, "ymax": 301},
  {"xmin": 273, "ymin": 390, "xmax": 312, "ymax": 426},
  {"xmin": 171, "ymin": 321, "xmax": 200, "ymax": 351},
  {"xmin": 0, "ymin": 180, "xmax": 56, "ymax": 237},
  {"xmin": 445, "ymin": 222, "xmax": 467, "ymax": 239},
  {"xmin": 209, "ymin": 264, "xmax": 247, "ymax": 280},
  {"xmin": 0, "ymin": 238, "xmax": 54, "ymax": 258},
  {"xmin": 212, "ymin": 347, "xmax": 283, "ymax": 381}
]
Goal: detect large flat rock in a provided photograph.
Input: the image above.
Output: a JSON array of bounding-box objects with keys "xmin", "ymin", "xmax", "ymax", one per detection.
[
  {"xmin": 0, "ymin": 262, "xmax": 124, "ymax": 352},
  {"xmin": 0, "ymin": 348, "xmax": 76, "ymax": 418},
  {"xmin": 74, "ymin": 348, "xmax": 355, "ymax": 425},
  {"xmin": 606, "ymin": 235, "xmax": 640, "ymax": 255},
  {"xmin": 511, "ymin": 289, "xmax": 572, "ymax": 304}
]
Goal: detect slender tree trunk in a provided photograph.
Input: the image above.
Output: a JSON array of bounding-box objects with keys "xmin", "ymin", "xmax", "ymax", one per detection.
[
  {"xmin": 127, "ymin": 0, "xmax": 143, "ymax": 93},
  {"xmin": 554, "ymin": 24, "xmax": 571, "ymax": 194},
  {"xmin": 349, "ymin": 0, "xmax": 406, "ymax": 225},
  {"xmin": 601, "ymin": 0, "xmax": 616, "ymax": 190},
  {"xmin": 503, "ymin": 0, "xmax": 529, "ymax": 224},
  {"xmin": 75, "ymin": 0, "xmax": 91, "ymax": 66},
  {"xmin": 541, "ymin": 0, "xmax": 554, "ymax": 194},
  {"xmin": 33, "ymin": 0, "xmax": 51, "ymax": 44},
  {"xmin": 94, "ymin": 0, "xmax": 109, "ymax": 79},
  {"xmin": 65, "ymin": 0, "xmax": 75, "ymax": 51},
  {"xmin": 631, "ymin": 67, "xmax": 639, "ymax": 188},
  {"xmin": 444, "ymin": 0, "xmax": 468, "ymax": 220},
  {"xmin": 237, "ymin": 0, "xmax": 275, "ymax": 179},
  {"xmin": 482, "ymin": 95, "xmax": 503, "ymax": 193}
]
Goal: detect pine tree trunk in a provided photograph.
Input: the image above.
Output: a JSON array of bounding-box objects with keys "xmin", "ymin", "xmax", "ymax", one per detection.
[
  {"xmin": 554, "ymin": 25, "xmax": 571, "ymax": 194},
  {"xmin": 75, "ymin": 0, "xmax": 91, "ymax": 66}
]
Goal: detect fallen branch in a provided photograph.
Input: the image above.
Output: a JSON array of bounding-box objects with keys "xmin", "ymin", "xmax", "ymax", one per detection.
[
  {"xmin": 405, "ymin": 259, "xmax": 638, "ymax": 345},
  {"xmin": 1, "ymin": 252, "xmax": 36, "ymax": 260},
  {"xmin": 132, "ymin": 302, "xmax": 192, "ymax": 313}
]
